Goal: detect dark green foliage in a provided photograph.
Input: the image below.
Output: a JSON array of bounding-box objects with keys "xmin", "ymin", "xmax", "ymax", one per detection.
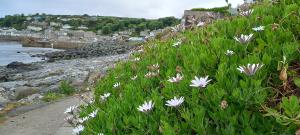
[
  {"xmin": 191, "ymin": 6, "xmax": 229, "ymax": 14},
  {"xmin": 59, "ymin": 80, "xmax": 75, "ymax": 95},
  {"xmin": 0, "ymin": 14, "xmax": 26, "ymax": 30},
  {"xmin": 0, "ymin": 14, "xmax": 180, "ymax": 35}
]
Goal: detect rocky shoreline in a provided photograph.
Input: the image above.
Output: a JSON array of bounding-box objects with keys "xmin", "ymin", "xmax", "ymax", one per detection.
[
  {"xmin": 42, "ymin": 40, "xmax": 136, "ymax": 61},
  {"xmin": 0, "ymin": 41, "xmax": 136, "ymax": 111}
]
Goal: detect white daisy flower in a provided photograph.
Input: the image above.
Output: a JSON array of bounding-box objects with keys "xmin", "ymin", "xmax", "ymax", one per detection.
[
  {"xmin": 168, "ymin": 73, "xmax": 184, "ymax": 83},
  {"xmin": 100, "ymin": 93, "xmax": 111, "ymax": 101},
  {"xmin": 237, "ymin": 63, "xmax": 264, "ymax": 76},
  {"xmin": 225, "ymin": 50, "xmax": 235, "ymax": 56},
  {"xmin": 131, "ymin": 75, "xmax": 138, "ymax": 80},
  {"xmin": 89, "ymin": 99, "xmax": 95, "ymax": 104},
  {"xmin": 73, "ymin": 125, "xmax": 84, "ymax": 135},
  {"xmin": 234, "ymin": 34, "xmax": 254, "ymax": 44},
  {"xmin": 166, "ymin": 96, "xmax": 184, "ymax": 107},
  {"xmin": 113, "ymin": 82, "xmax": 120, "ymax": 88},
  {"xmin": 172, "ymin": 40, "xmax": 182, "ymax": 47},
  {"xmin": 145, "ymin": 71, "xmax": 159, "ymax": 78},
  {"xmin": 252, "ymin": 26, "xmax": 265, "ymax": 31},
  {"xmin": 137, "ymin": 100, "xmax": 154, "ymax": 113},
  {"xmin": 133, "ymin": 57, "xmax": 140, "ymax": 62},
  {"xmin": 78, "ymin": 116, "xmax": 90, "ymax": 123},
  {"xmin": 137, "ymin": 49, "xmax": 144, "ymax": 53},
  {"xmin": 89, "ymin": 109, "xmax": 99, "ymax": 118},
  {"xmin": 152, "ymin": 63, "xmax": 160, "ymax": 69},
  {"xmin": 64, "ymin": 105, "xmax": 77, "ymax": 114},
  {"xmin": 197, "ymin": 21, "xmax": 205, "ymax": 27},
  {"xmin": 190, "ymin": 76, "xmax": 212, "ymax": 88},
  {"xmin": 240, "ymin": 9, "xmax": 254, "ymax": 16}
]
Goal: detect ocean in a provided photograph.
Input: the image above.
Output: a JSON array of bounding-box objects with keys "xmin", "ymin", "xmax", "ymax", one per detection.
[{"xmin": 0, "ymin": 41, "xmax": 60, "ymax": 66}]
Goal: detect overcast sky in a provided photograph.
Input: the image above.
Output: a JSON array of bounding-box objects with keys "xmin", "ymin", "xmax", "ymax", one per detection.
[{"xmin": 0, "ymin": 0, "xmax": 244, "ymax": 19}]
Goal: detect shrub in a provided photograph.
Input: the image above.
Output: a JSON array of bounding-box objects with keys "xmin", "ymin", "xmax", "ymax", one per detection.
[
  {"xmin": 42, "ymin": 92, "xmax": 64, "ymax": 102},
  {"xmin": 59, "ymin": 80, "xmax": 75, "ymax": 95},
  {"xmin": 191, "ymin": 6, "xmax": 229, "ymax": 14}
]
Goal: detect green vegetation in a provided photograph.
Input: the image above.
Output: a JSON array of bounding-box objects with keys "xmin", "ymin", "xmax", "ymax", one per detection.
[
  {"xmin": 0, "ymin": 14, "xmax": 180, "ymax": 35},
  {"xmin": 191, "ymin": 6, "xmax": 229, "ymax": 14},
  {"xmin": 63, "ymin": 16, "xmax": 179, "ymax": 34},
  {"xmin": 42, "ymin": 92, "xmax": 64, "ymax": 102},
  {"xmin": 59, "ymin": 80, "xmax": 75, "ymax": 95},
  {"xmin": 264, "ymin": 96, "xmax": 300, "ymax": 126},
  {"xmin": 77, "ymin": 0, "xmax": 300, "ymax": 134},
  {"xmin": 0, "ymin": 14, "xmax": 27, "ymax": 30}
]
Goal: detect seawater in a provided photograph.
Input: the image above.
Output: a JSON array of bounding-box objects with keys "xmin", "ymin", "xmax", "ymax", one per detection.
[{"xmin": 0, "ymin": 41, "xmax": 60, "ymax": 66}]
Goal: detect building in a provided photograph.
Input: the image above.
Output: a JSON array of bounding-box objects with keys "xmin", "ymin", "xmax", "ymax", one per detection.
[
  {"xmin": 27, "ymin": 26, "xmax": 43, "ymax": 32},
  {"xmin": 62, "ymin": 24, "xmax": 72, "ymax": 30},
  {"xmin": 78, "ymin": 26, "xmax": 88, "ymax": 30},
  {"xmin": 50, "ymin": 22, "xmax": 62, "ymax": 27}
]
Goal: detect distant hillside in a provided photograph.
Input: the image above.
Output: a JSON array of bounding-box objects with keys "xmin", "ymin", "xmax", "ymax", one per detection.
[{"xmin": 0, "ymin": 14, "xmax": 180, "ymax": 35}]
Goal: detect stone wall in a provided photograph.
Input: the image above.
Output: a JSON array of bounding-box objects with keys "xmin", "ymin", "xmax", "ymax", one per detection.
[{"xmin": 21, "ymin": 38, "xmax": 86, "ymax": 49}]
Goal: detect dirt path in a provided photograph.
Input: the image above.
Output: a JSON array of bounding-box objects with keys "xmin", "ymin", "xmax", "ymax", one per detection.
[{"xmin": 0, "ymin": 96, "xmax": 80, "ymax": 135}]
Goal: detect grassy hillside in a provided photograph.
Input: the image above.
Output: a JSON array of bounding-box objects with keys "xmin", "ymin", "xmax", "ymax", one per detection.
[{"xmin": 69, "ymin": 0, "xmax": 300, "ymax": 134}]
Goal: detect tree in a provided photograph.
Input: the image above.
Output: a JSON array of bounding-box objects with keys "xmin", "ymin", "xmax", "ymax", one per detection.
[
  {"xmin": 148, "ymin": 20, "xmax": 164, "ymax": 30},
  {"xmin": 102, "ymin": 25, "xmax": 112, "ymax": 35}
]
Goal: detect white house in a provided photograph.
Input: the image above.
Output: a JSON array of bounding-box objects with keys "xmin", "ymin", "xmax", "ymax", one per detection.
[
  {"xmin": 62, "ymin": 24, "xmax": 72, "ymax": 30},
  {"xmin": 27, "ymin": 26, "xmax": 43, "ymax": 32}
]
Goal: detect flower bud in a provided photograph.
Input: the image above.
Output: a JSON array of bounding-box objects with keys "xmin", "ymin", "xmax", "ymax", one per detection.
[
  {"xmin": 279, "ymin": 68, "xmax": 287, "ymax": 81},
  {"xmin": 220, "ymin": 100, "xmax": 228, "ymax": 110}
]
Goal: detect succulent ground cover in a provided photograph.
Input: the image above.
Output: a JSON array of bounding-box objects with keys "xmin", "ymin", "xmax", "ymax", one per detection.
[{"xmin": 67, "ymin": 0, "xmax": 300, "ymax": 134}]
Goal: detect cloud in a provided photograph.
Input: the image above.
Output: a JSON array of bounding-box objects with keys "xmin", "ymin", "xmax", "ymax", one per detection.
[{"xmin": 0, "ymin": 0, "xmax": 244, "ymax": 18}]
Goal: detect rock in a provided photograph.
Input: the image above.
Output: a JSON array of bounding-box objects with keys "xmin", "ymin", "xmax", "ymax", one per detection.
[
  {"xmin": 14, "ymin": 86, "xmax": 39, "ymax": 100},
  {"xmin": 0, "ymin": 74, "xmax": 8, "ymax": 82},
  {"xmin": 71, "ymin": 79, "xmax": 85, "ymax": 88},
  {"xmin": 87, "ymin": 72, "xmax": 102, "ymax": 84},
  {"xmin": 27, "ymin": 94, "xmax": 43, "ymax": 101},
  {"xmin": 6, "ymin": 62, "xmax": 27, "ymax": 69},
  {"xmin": 44, "ymin": 85, "xmax": 60, "ymax": 93},
  {"xmin": 28, "ymin": 75, "xmax": 65, "ymax": 87},
  {"xmin": 0, "ymin": 81, "xmax": 27, "ymax": 90},
  {"xmin": 0, "ymin": 87, "xmax": 5, "ymax": 92},
  {"xmin": 0, "ymin": 94, "xmax": 9, "ymax": 104},
  {"xmin": 43, "ymin": 41, "xmax": 136, "ymax": 61},
  {"xmin": 10, "ymin": 73, "xmax": 23, "ymax": 80}
]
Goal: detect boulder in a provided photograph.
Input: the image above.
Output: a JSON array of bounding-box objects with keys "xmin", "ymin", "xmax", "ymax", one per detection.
[
  {"xmin": 14, "ymin": 86, "xmax": 39, "ymax": 100},
  {"xmin": 6, "ymin": 62, "xmax": 27, "ymax": 69},
  {"xmin": 0, "ymin": 74, "xmax": 8, "ymax": 82}
]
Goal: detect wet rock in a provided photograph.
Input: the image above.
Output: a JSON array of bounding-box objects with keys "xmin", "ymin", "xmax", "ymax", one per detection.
[
  {"xmin": 6, "ymin": 62, "xmax": 39, "ymax": 71},
  {"xmin": 14, "ymin": 86, "xmax": 39, "ymax": 100},
  {"xmin": 6, "ymin": 62, "xmax": 27, "ymax": 69}
]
